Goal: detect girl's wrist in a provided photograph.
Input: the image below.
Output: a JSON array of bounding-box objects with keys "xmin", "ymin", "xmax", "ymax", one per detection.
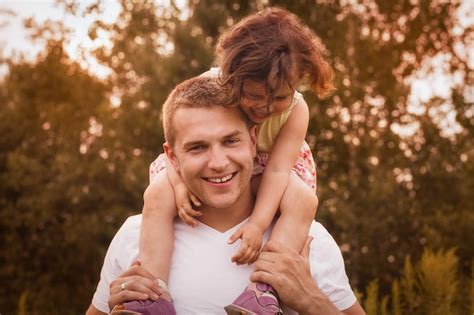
[
  {"xmin": 247, "ymin": 219, "xmax": 267, "ymax": 232},
  {"xmin": 174, "ymin": 182, "xmax": 186, "ymax": 191}
]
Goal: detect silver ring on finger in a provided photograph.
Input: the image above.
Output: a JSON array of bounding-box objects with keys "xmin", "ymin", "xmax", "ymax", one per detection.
[{"xmin": 121, "ymin": 281, "xmax": 129, "ymax": 291}]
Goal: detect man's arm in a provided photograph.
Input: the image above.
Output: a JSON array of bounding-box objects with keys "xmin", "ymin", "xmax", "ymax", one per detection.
[
  {"xmin": 251, "ymin": 237, "xmax": 365, "ymax": 315},
  {"xmin": 341, "ymin": 303, "xmax": 366, "ymax": 315},
  {"xmin": 85, "ymin": 304, "xmax": 107, "ymax": 315},
  {"xmin": 87, "ymin": 215, "xmax": 161, "ymax": 314},
  {"xmin": 89, "ymin": 260, "xmax": 161, "ymax": 313}
]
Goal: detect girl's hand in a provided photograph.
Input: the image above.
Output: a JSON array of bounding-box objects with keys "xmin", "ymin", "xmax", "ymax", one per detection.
[
  {"xmin": 228, "ymin": 222, "xmax": 264, "ymax": 265},
  {"xmin": 174, "ymin": 183, "xmax": 202, "ymax": 227}
]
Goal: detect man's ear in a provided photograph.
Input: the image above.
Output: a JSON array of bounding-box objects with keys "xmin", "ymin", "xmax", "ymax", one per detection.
[
  {"xmin": 163, "ymin": 142, "xmax": 179, "ymax": 172},
  {"xmin": 249, "ymin": 125, "xmax": 258, "ymax": 157}
]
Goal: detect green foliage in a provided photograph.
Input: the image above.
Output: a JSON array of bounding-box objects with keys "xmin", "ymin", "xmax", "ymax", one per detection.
[
  {"xmin": 380, "ymin": 295, "xmax": 389, "ymax": 315},
  {"xmin": 391, "ymin": 280, "xmax": 401, "ymax": 315},
  {"xmin": 17, "ymin": 291, "xmax": 28, "ymax": 315},
  {"xmin": 363, "ymin": 248, "xmax": 465, "ymax": 314},
  {"xmin": 401, "ymin": 257, "xmax": 418, "ymax": 313},
  {"xmin": 470, "ymin": 260, "xmax": 474, "ymax": 315},
  {"xmin": 0, "ymin": 0, "xmax": 471, "ymax": 313},
  {"xmin": 417, "ymin": 248, "xmax": 458, "ymax": 315},
  {"xmin": 364, "ymin": 280, "xmax": 379, "ymax": 315}
]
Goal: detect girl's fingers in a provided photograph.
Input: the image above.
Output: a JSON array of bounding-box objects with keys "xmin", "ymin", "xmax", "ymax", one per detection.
[
  {"xmin": 178, "ymin": 208, "xmax": 198, "ymax": 227},
  {"xmin": 189, "ymin": 193, "xmax": 201, "ymax": 207},
  {"xmin": 248, "ymin": 251, "xmax": 260, "ymax": 264},
  {"xmin": 228, "ymin": 228, "xmax": 243, "ymax": 244},
  {"xmin": 238, "ymin": 247, "xmax": 255, "ymax": 265},
  {"xmin": 231, "ymin": 242, "xmax": 248, "ymax": 263},
  {"xmin": 183, "ymin": 207, "xmax": 202, "ymax": 217}
]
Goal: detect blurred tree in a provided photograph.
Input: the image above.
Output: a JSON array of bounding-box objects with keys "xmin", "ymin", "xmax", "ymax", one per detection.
[
  {"xmin": 0, "ymin": 40, "xmax": 134, "ymax": 313},
  {"xmin": 0, "ymin": 0, "xmax": 471, "ymax": 313}
]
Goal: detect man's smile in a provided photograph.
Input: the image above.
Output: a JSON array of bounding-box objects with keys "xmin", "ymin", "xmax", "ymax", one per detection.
[{"xmin": 204, "ymin": 172, "xmax": 236, "ymax": 184}]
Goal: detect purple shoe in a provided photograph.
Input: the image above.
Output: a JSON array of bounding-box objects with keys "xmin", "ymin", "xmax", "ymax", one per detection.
[
  {"xmin": 225, "ymin": 282, "xmax": 282, "ymax": 315},
  {"xmin": 111, "ymin": 297, "xmax": 176, "ymax": 315}
]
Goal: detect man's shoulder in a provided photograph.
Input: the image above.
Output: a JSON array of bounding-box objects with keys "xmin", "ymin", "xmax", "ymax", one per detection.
[
  {"xmin": 307, "ymin": 221, "xmax": 344, "ymax": 264},
  {"xmin": 118, "ymin": 214, "xmax": 142, "ymax": 234},
  {"xmin": 110, "ymin": 214, "xmax": 142, "ymax": 250},
  {"xmin": 308, "ymin": 221, "xmax": 334, "ymax": 244},
  {"xmin": 122, "ymin": 214, "xmax": 142, "ymax": 227},
  {"xmin": 307, "ymin": 221, "xmax": 357, "ymax": 310}
]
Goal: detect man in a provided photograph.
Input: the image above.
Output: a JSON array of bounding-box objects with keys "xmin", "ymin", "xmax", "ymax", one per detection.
[{"xmin": 86, "ymin": 76, "xmax": 365, "ymax": 315}]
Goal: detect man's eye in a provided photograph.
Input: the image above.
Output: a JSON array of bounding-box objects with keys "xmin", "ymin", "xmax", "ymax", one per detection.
[
  {"xmin": 189, "ymin": 145, "xmax": 206, "ymax": 152},
  {"xmin": 225, "ymin": 138, "xmax": 240, "ymax": 145}
]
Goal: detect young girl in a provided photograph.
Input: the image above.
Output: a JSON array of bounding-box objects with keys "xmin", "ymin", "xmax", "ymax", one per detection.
[{"xmin": 122, "ymin": 7, "xmax": 334, "ymax": 314}]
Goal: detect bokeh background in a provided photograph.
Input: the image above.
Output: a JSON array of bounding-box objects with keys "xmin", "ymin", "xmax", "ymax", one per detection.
[{"xmin": 0, "ymin": 0, "xmax": 472, "ymax": 314}]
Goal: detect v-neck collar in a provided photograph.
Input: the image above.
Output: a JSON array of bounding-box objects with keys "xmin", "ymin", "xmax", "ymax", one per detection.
[{"xmin": 196, "ymin": 217, "xmax": 250, "ymax": 239}]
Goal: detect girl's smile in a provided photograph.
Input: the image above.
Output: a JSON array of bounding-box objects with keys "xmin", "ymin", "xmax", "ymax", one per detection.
[{"xmin": 240, "ymin": 79, "xmax": 294, "ymax": 123}]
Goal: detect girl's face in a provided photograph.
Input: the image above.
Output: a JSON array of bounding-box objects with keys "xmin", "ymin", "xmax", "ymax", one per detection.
[{"xmin": 240, "ymin": 79, "xmax": 294, "ymax": 124}]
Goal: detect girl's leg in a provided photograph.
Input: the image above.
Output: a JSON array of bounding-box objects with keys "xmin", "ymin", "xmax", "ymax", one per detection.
[
  {"xmin": 269, "ymin": 173, "xmax": 318, "ymax": 252},
  {"xmin": 140, "ymin": 170, "xmax": 177, "ymax": 284},
  {"xmin": 253, "ymin": 141, "xmax": 318, "ymax": 251},
  {"xmin": 226, "ymin": 145, "xmax": 317, "ymax": 314},
  {"xmin": 117, "ymin": 162, "xmax": 178, "ymax": 313},
  {"xmin": 225, "ymin": 174, "xmax": 316, "ymax": 314}
]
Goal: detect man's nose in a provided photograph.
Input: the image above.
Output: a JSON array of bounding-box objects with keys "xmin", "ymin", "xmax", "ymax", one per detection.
[{"xmin": 207, "ymin": 147, "xmax": 230, "ymax": 171}]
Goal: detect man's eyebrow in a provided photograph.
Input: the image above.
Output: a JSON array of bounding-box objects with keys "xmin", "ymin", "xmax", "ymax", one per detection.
[
  {"xmin": 182, "ymin": 140, "xmax": 207, "ymax": 149},
  {"xmin": 223, "ymin": 130, "xmax": 243, "ymax": 139}
]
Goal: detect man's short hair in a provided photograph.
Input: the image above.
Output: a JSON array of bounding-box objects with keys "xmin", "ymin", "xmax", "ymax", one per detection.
[{"xmin": 162, "ymin": 76, "xmax": 253, "ymax": 146}]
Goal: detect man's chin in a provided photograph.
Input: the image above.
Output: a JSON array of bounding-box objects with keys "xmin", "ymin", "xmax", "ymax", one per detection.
[{"xmin": 200, "ymin": 194, "xmax": 239, "ymax": 210}]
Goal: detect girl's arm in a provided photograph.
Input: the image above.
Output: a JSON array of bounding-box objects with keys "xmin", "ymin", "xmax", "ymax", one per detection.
[
  {"xmin": 165, "ymin": 156, "xmax": 202, "ymax": 226},
  {"xmin": 229, "ymin": 98, "xmax": 310, "ymax": 264},
  {"xmin": 249, "ymin": 98, "xmax": 310, "ymax": 230}
]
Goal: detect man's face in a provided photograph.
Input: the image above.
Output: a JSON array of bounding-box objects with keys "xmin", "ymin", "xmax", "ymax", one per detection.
[{"xmin": 164, "ymin": 106, "xmax": 257, "ymax": 210}]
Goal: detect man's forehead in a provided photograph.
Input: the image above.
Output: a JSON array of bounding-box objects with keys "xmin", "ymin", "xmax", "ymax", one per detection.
[{"xmin": 173, "ymin": 106, "xmax": 249, "ymax": 142}]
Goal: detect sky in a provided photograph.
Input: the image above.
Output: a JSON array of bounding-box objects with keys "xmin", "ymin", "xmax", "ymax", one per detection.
[{"xmin": 0, "ymin": 0, "xmax": 122, "ymax": 78}]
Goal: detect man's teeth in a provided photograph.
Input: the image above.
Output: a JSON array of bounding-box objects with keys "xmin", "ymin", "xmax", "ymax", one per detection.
[{"xmin": 207, "ymin": 174, "xmax": 233, "ymax": 183}]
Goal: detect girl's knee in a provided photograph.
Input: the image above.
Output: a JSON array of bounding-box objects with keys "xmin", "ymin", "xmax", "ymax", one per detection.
[
  {"xmin": 143, "ymin": 172, "xmax": 177, "ymax": 217},
  {"xmin": 284, "ymin": 174, "xmax": 318, "ymax": 218}
]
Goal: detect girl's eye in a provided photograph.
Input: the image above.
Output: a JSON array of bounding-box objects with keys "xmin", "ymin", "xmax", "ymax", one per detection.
[
  {"xmin": 274, "ymin": 96, "xmax": 289, "ymax": 101},
  {"xmin": 245, "ymin": 93, "xmax": 261, "ymax": 100}
]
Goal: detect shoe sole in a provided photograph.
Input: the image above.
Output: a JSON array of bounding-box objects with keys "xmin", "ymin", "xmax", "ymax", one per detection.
[{"xmin": 224, "ymin": 304, "xmax": 256, "ymax": 315}]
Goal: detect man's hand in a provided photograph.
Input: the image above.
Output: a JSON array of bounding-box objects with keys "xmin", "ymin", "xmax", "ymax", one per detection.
[
  {"xmin": 108, "ymin": 261, "xmax": 163, "ymax": 310},
  {"xmin": 228, "ymin": 222, "xmax": 264, "ymax": 265},
  {"xmin": 174, "ymin": 183, "xmax": 202, "ymax": 227},
  {"xmin": 250, "ymin": 237, "xmax": 341, "ymax": 315}
]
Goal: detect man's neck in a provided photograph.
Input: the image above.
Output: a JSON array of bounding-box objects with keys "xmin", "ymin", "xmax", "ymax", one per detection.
[{"xmin": 197, "ymin": 190, "xmax": 255, "ymax": 233}]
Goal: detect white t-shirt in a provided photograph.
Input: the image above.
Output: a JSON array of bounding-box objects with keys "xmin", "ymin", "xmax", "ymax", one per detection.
[{"xmin": 92, "ymin": 216, "xmax": 356, "ymax": 314}]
